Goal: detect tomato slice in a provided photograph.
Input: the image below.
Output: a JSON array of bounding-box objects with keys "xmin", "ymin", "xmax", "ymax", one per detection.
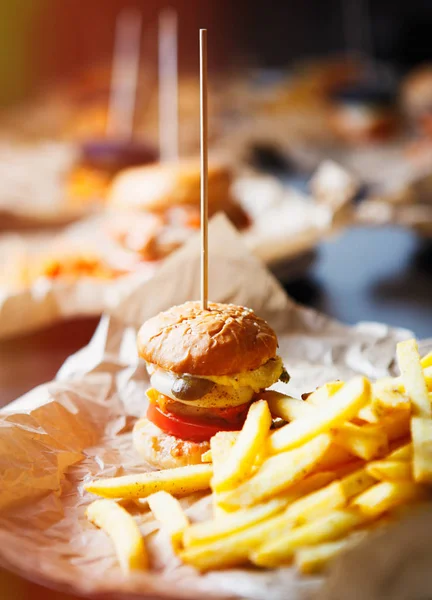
[{"xmin": 147, "ymin": 403, "xmax": 242, "ymax": 443}]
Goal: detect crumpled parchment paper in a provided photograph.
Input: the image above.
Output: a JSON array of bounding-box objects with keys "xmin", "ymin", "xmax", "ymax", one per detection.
[{"xmin": 0, "ymin": 216, "xmax": 414, "ymax": 600}]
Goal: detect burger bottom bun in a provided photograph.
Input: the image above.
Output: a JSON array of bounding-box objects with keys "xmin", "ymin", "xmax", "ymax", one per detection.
[{"xmin": 132, "ymin": 417, "xmax": 210, "ymax": 469}]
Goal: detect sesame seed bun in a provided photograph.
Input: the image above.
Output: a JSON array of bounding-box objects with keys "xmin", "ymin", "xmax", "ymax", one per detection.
[
  {"xmin": 108, "ymin": 159, "xmax": 233, "ymax": 213},
  {"xmin": 137, "ymin": 301, "xmax": 278, "ymax": 376},
  {"xmin": 402, "ymin": 66, "xmax": 432, "ymax": 117}
]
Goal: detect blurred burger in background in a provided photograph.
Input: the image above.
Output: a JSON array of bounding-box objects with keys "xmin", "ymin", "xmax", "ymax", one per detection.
[
  {"xmin": 107, "ymin": 159, "xmax": 250, "ymax": 262},
  {"xmin": 401, "ymin": 65, "xmax": 432, "ymax": 138}
]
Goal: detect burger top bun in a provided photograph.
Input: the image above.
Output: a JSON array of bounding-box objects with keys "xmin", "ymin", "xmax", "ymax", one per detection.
[
  {"xmin": 137, "ymin": 301, "xmax": 278, "ymax": 376},
  {"xmin": 402, "ymin": 66, "xmax": 432, "ymax": 116},
  {"xmin": 108, "ymin": 159, "xmax": 233, "ymax": 213}
]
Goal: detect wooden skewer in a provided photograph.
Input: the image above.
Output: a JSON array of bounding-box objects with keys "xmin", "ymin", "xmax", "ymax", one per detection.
[
  {"xmin": 158, "ymin": 9, "xmax": 179, "ymax": 162},
  {"xmin": 200, "ymin": 29, "xmax": 209, "ymax": 311},
  {"xmin": 107, "ymin": 8, "xmax": 142, "ymax": 140}
]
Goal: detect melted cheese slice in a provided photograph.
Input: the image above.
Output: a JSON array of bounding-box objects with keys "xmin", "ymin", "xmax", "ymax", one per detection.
[
  {"xmin": 148, "ymin": 357, "xmax": 284, "ymax": 408},
  {"xmin": 200, "ymin": 356, "xmax": 284, "ymax": 391}
]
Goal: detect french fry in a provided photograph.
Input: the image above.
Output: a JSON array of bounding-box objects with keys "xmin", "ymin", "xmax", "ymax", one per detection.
[
  {"xmin": 147, "ymin": 491, "xmax": 189, "ymax": 549},
  {"xmin": 201, "ymin": 450, "xmax": 212, "ymax": 463},
  {"xmin": 373, "ymin": 376, "xmax": 404, "ymax": 393},
  {"xmin": 372, "ymin": 388, "xmax": 410, "ymax": 416},
  {"xmin": 366, "ymin": 460, "xmax": 412, "ymax": 482},
  {"xmin": 262, "ymin": 391, "xmax": 313, "ymax": 421},
  {"xmin": 403, "ymin": 330, "xmax": 432, "ymax": 479},
  {"xmin": 421, "ymin": 350, "xmax": 432, "ymax": 369},
  {"xmin": 352, "ymin": 481, "xmax": 426, "ymax": 517},
  {"xmin": 306, "ymin": 381, "xmax": 344, "ymax": 406},
  {"xmin": 283, "ymin": 468, "xmax": 374, "ymax": 525},
  {"xmin": 397, "ymin": 339, "xmax": 430, "ymax": 418},
  {"xmin": 206, "ymin": 472, "xmax": 335, "ymax": 534},
  {"xmin": 85, "ymin": 463, "xmax": 213, "ymax": 499},
  {"xmin": 266, "ymin": 391, "xmax": 382, "ymax": 462},
  {"xmin": 278, "ymin": 471, "xmax": 338, "ymax": 506},
  {"xmin": 86, "ymin": 499, "xmax": 148, "ymax": 573},
  {"xmin": 267, "ymin": 392, "xmax": 387, "ymax": 461},
  {"xmin": 183, "ymin": 497, "xmax": 288, "ymax": 547},
  {"xmin": 268, "ymin": 377, "xmax": 370, "ymax": 454},
  {"xmin": 283, "ymin": 482, "xmax": 343, "ymax": 524},
  {"xmin": 411, "ymin": 417, "xmax": 432, "ymax": 484},
  {"xmin": 179, "ymin": 511, "xmax": 294, "ymax": 571},
  {"xmin": 220, "ymin": 434, "xmax": 332, "ymax": 509},
  {"xmin": 316, "ymin": 443, "xmax": 355, "ymax": 471},
  {"xmin": 379, "ymin": 409, "xmax": 411, "ymax": 442},
  {"xmin": 252, "ymin": 509, "xmax": 366, "ymax": 568},
  {"xmin": 357, "ymin": 404, "xmax": 379, "ymax": 424},
  {"xmin": 210, "ymin": 431, "xmax": 239, "ymax": 517},
  {"xmin": 360, "ymin": 378, "xmax": 405, "ymax": 422},
  {"xmin": 212, "ymin": 400, "xmax": 272, "ymax": 492},
  {"xmin": 338, "ymin": 467, "xmax": 376, "ymax": 497},
  {"xmin": 332, "ymin": 422, "xmax": 388, "ymax": 460},
  {"xmin": 387, "ymin": 442, "xmax": 412, "ymax": 461},
  {"xmin": 294, "ymin": 538, "xmax": 355, "ymax": 574},
  {"xmin": 423, "ymin": 366, "xmax": 432, "ymax": 391},
  {"xmin": 410, "ymin": 417, "xmax": 432, "ymax": 483}
]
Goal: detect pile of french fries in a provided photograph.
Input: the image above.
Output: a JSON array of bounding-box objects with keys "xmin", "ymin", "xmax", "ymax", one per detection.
[{"xmin": 85, "ymin": 339, "xmax": 432, "ymax": 576}]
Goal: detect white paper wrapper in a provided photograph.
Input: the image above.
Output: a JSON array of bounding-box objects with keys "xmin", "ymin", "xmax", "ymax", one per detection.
[
  {"xmin": 0, "ymin": 141, "xmax": 86, "ymax": 225},
  {"xmin": 0, "ymin": 216, "xmax": 414, "ymax": 600},
  {"xmin": 222, "ymin": 117, "xmax": 432, "ymax": 236},
  {"xmin": 0, "ymin": 177, "xmax": 337, "ymax": 340},
  {"xmin": 291, "ymin": 142, "xmax": 432, "ymax": 236}
]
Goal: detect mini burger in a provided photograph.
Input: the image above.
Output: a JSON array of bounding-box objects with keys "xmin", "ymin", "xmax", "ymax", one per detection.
[
  {"xmin": 133, "ymin": 301, "xmax": 289, "ymax": 469},
  {"xmin": 108, "ymin": 159, "xmax": 250, "ymax": 230},
  {"xmin": 106, "ymin": 160, "xmax": 249, "ymax": 263}
]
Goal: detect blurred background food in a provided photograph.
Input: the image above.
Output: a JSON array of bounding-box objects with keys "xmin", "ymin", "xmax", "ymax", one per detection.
[
  {"xmin": 0, "ymin": 1, "xmax": 432, "ymax": 598},
  {"xmin": 0, "ymin": 0, "xmax": 430, "ymax": 343},
  {"xmin": 0, "ymin": 0, "xmax": 431, "ymax": 332}
]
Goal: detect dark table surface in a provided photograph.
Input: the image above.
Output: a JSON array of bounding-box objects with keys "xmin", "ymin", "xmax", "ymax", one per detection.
[
  {"xmin": 287, "ymin": 225, "xmax": 432, "ymax": 340},
  {"xmin": 0, "ymin": 224, "xmax": 431, "ymax": 599}
]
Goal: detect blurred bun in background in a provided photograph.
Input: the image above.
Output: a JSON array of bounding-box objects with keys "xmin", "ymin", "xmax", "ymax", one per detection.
[{"xmin": 401, "ymin": 65, "xmax": 432, "ymax": 137}]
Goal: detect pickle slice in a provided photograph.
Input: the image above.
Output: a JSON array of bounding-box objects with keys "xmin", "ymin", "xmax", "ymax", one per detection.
[{"xmin": 171, "ymin": 376, "xmax": 216, "ymax": 401}]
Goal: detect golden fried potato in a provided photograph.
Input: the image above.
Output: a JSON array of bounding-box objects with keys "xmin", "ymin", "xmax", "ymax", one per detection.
[
  {"xmin": 352, "ymin": 481, "xmax": 426, "ymax": 517},
  {"xmin": 410, "ymin": 417, "xmax": 432, "ymax": 483},
  {"xmin": 85, "ymin": 463, "xmax": 213, "ymax": 499},
  {"xmin": 252, "ymin": 509, "xmax": 366, "ymax": 568},
  {"xmin": 183, "ymin": 498, "xmax": 287, "ymax": 547},
  {"xmin": 397, "ymin": 339, "xmax": 430, "ymax": 418},
  {"xmin": 212, "ymin": 400, "xmax": 271, "ymax": 492},
  {"xmin": 86, "ymin": 499, "xmax": 148, "ymax": 573},
  {"xmin": 220, "ymin": 434, "xmax": 332, "ymax": 509},
  {"xmin": 283, "ymin": 467, "xmax": 374, "ymax": 525},
  {"xmin": 147, "ymin": 491, "xmax": 189, "ymax": 548},
  {"xmin": 269, "ymin": 377, "xmax": 370, "ymax": 454},
  {"xmin": 366, "ymin": 460, "xmax": 412, "ymax": 482}
]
